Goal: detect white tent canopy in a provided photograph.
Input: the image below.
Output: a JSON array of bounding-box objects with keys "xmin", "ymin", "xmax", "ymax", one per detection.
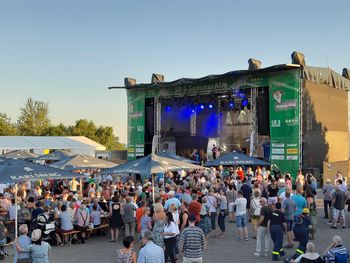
[{"xmin": 0, "ymin": 136, "xmax": 106, "ymax": 156}]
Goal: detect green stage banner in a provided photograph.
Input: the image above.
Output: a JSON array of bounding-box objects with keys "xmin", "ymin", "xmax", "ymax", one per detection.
[
  {"xmin": 269, "ymin": 75, "xmax": 300, "ymax": 178},
  {"xmin": 127, "ymin": 90, "xmax": 145, "ymax": 160}
]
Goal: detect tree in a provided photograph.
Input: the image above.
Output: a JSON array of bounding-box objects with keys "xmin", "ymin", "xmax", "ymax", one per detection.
[
  {"xmin": 17, "ymin": 98, "xmax": 50, "ymax": 135},
  {"xmin": 95, "ymin": 126, "xmax": 125, "ymax": 150},
  {"xmin": 43, "ymin": 123, "xmax": 68, "ymax": 136},
  {"xmin": 0, "ymin": 113, "xmax": 17, "ymax": 135},
  {"xmin": 71, "ymin": 119, "xmax": 98, "ymax": 141}
]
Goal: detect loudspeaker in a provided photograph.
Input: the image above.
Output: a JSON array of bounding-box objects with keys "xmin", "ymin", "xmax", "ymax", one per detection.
[{"xmin": 257, "ymin": 89, "xmax": 269, "ymax": 135}]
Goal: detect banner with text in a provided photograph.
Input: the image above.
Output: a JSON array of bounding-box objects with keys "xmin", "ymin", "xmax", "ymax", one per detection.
[{"xmin": 269, "ymin": 76, "xmax": 300, "ymax": 178}]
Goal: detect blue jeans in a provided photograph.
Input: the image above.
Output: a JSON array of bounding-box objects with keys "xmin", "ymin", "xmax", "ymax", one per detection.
[
  {"xmin": 218, "ymin": 211, "xmax": 226, "ymax": 232},
  {"xmin": 0, "ymin": 238, "xmax": 6, "ymax": 253},
  {"xmin": 210, "ymin": 212, "xmax": 217, "ymax": 230}
]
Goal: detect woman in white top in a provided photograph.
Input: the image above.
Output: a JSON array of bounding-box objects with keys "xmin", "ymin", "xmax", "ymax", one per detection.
[{"xmin": 162, "ymin": 212, "xmax": 179, "ymax": 263}]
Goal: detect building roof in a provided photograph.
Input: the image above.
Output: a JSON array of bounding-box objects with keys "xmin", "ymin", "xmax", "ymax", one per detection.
[{"xmin": 0, "ymin": 136, "xmax": 105, "ymax": 151}]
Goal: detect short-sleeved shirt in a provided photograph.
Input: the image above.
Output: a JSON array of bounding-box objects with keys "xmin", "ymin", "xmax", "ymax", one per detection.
[
  {"xmin": 26, "ymin": 241, "xmax": 51, "ymax": 263},
  {"xmin": 235, "ymin": 197, "xmax": 247, "ymax": 216},
  {"xmin": 333, "ymin": 190, "xmax": 346, "ymax": 210},
  {"xmin": 291, "ymin": 194, "xmax": 307, "ymax": 217},
  {"xmin": 260, "ymin": 206, "xmax": 272, "ymax": 227},
  {"xmin": 60, "ymin": 211, "xmax": 73, "ymax": 230},
  {"xmin": 140, "ymin": 216, "xmax": 152, "ymax": 234},
  {"xmin": 269, "ymin": 210, "xmax": 285, "ymax": 226},
  {"xmin": 163, "ymin": 221, "xmax": 179, "ymax": 239},
  {"xmin": 282, "ymin": 198, "xmax": 295, "ymax": 221},
  {"xmin": 90, "ymin": 210, "xmax": 101, "ymax": 226}
]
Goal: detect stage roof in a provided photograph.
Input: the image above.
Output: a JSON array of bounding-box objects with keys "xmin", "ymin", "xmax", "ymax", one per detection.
[{"xmin": 110, "ymin": 64, "xmax": 350, "ymax": 91}]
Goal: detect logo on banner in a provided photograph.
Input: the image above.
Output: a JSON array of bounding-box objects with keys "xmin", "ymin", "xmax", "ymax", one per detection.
[{"xmin": 273, "ymin": 90, "xmax": 297, "ymax": 111}]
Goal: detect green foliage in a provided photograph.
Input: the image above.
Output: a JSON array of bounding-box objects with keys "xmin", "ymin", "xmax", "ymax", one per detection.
[
  {"xmin": 3, "ymin": 98, "xmax": 125, "ymax": 150},
  {"xmin": 17, "ymin": 98, "xmax": 50, "ymax": 135},
  {"xmin": 0, "ymin": 113, "xmax": 17, "ymax": 135}
]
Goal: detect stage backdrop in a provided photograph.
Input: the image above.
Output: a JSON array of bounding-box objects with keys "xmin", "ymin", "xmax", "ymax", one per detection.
[{"xmin": 126, "ymin": 68, "xmax": 301, "ymax": 178}]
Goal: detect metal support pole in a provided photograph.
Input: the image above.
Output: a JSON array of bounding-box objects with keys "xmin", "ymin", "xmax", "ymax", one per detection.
[
  {"xmin": 154, "ymin": 97, "xmax": 161, "ymax": 154},
  {"xmin": 250, "ymin": 87, "xmax": 258, "ymax": 157},
  {"xmin": 298, "ymin": 70, "xmax": 303, "ymax": 171}
]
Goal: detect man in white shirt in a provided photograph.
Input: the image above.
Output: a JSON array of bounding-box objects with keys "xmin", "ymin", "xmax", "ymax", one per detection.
[
  {"xmin": 206, "ymin": 189, "xmax": 218, "ymax": 231},
  {"xmin": 235, "ymin": 190, "xmax": 248, "ymax": 241}
]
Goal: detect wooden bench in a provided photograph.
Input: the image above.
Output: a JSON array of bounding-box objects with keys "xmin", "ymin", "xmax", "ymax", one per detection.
[
  {"xmin": 87, "ymin": 224, "xmax": 109, "ymax": 236},
  {"xmin": 62, "ymin": 230, "xmax": 80, "ymax": 245}
]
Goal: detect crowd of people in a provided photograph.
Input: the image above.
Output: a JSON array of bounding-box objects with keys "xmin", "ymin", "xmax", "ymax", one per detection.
[{"xmin": 0, "ymin": 167, "xmax": 349, "ymax": 263}]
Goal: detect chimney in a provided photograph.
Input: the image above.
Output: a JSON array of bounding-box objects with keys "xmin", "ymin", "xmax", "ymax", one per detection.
[
  {"xmin": 248, "ymin": 58, "xmax": 262, "ymax": 70},
  {"xmin": 151, "ymin": 73, "xmax": 165, "ymax": 83},
  {"xmin": 342, "ymin": 68, "xmax": 350, "ymax": 80},
  {"xmin": 124, "ymin": 78, "xmax": 136, "ymax": 87},
  {"xmin": 291, "ymin": 51, "xmax": 306, "ymax": 67}
]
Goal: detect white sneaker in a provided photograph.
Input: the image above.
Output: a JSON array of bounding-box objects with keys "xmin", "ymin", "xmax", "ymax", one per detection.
[
  {"xmin": 264, "ymin": 253, "xmax": 270, "ymax": 257},
  {"xmin": 253, "ymin": 253, "xmax": 260, "ymax": 257}
]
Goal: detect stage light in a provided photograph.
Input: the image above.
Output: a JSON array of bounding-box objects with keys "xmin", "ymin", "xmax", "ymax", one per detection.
[
  {"xmin": 165, "ymin": 106, "xmax": 172, "ymax": 112},
  {"xmin": 208, "ymin": 103, "xmax": 213, "ymax": 109},
  {"xmin": 229, "ymin": 101, "xmax": 235, "ymax": 109},
  {"xmin": 241, "ymin": 98, "xmax": 248, "ymax": 107},
  {"xmin": 199, "ymin": 104, "xmax": 205, "ymax": 110}
]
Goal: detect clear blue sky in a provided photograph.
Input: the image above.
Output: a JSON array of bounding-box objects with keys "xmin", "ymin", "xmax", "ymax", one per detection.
[{"xmin": 1, "ymin": 1, "xmax": 349, "ymax": 144}]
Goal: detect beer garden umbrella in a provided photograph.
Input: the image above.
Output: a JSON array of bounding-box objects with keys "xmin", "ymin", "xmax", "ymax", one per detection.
[
  {"xmin": 0, "ymin": 157, "xmax": 84, "ymax": 236},
  {"xmin": 1, "ymin": 150, "xmax": 38, "ymax": 159},
  {"xmin": 34, "ymin": 149, "xmax": 73, "ymax": 162},
  {"xmin": 49, "ymin": 153, "xmax": 116, "ymax": 170}
]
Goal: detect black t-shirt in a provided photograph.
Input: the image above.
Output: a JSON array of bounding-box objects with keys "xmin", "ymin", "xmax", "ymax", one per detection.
[
  {"xmin": 269, "ymin": 210, "xmax": 285, "ymax": 226},
  {"xmin": 333, "ymin": 190, "xmax": 346, "ymax": 210},
  {"xmin": 260, "ymin": 206, "xmax": 272, "ymax": 227},
  {"xmin": 267, "ymin": 186, "xmax": 279, "ymax": 197}
]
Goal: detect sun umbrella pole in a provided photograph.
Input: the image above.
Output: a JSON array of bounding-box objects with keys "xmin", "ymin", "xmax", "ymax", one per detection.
[{"xmin": 15, "ymin": 183, "xmax": 18, "ymax": 238}]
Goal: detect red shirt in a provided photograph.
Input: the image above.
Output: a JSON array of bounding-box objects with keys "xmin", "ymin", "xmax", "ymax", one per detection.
[{"xmin": 188, "ymin": 201, "xmax": 201, "ymax": 223}]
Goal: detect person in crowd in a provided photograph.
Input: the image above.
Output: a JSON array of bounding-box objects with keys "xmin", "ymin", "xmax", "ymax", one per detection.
[
  {"xmin": 250, "ymin": 190, "xmax": 261, "ymax": 239},
  {"xmin": 56, "ymin": 204, "xmax": 73, "ymax": 245},
  {"xmin": 117, "ymin": 236, "xmax": 137, "ymax": 263},
  {"xmin": 123, "ymin": 196, "xmax": 136, "ymax": 238},
  {"xmin": 282, "ymin": 186, "xmax": 295, "ymax": 248},
  {"xmin": 267, "ymin": 178, "xmax": 279, "ymax": 207},
  {"xmin": 162, "ymin": 212, "xmax": 179, "ymax": 263},
  {"xmin": 179, "ymin": 201, "xmax": 189, "ymax": 232},
  {"xmin": 268, "ymin": 202, "xmax": 287, "ymax": 261},
  {"xmin": 15, "ymin": 229, "xmax": 51, "ymax": 263},
  {"xmin": 188, "ymin": 195, "xmax": 201, "ymax": 225},
  {"xmin": 330, "ymin": 184, "xmax": 347, "ymax": 229},
  {"xmin": 254, "ymin": 197, "xmax": 271, "ymax": 257},
  {"xmin": 226, "ymin": 185, "xmax": 236, "ymax": 223},
  {"xmin": 235, "ymin": 190, "xmax": 249, "ymax": 241},
  {"xmin": 0, "ymin": 221, "xmax": 8, "ymax": 258},
  {"xmin": 206, "ymin": 189, "xmax": 217, "ymax": 231},
  {"xmin": 179, "ymin": 214, "xmax": 206, "ymax": 263},
  {"xmin": 90, "ymin": 204, "xmax": 101, "ymax": 228},
  {"xmin": 323, "ymin": 235, "xmax": 349, "ymax": 263},
  {"xmin": 74, "ymin": 202, "xmax": 90, "ymax": 244},
  {"xmin": 198, "ymin": 196, "xmax": 211, "ymax": 238},
  {"xmin": 289, "ymin": 208, "xmax": 311, "ymax": 261},
  {"xmin": 152, "ymin": 203, "xmax": 167, "ymax": 249},
  {"xmin": 140, "ymin": 207, "xmax": 152, "ymax": 235},
  {"xmin": 291, "ymin": 242, "xmax": 323, "ymax": 263},
  {"xmin": 109, "ymin": 195, "xmax": 123, "ymax": 242},
  {"xmin": 13, "ymin": 224, "xmax": 31, "ymax": 263},
  {"xmin": 138, "ymin": 231, "xmax": 164, "ymax": 263},
  {"xmin": 210, "ymin": 189, "xmax": 227, "ymax": 237},
  {"xmin": 305, "ymin": 190, "xmax": 317, "ymax": 239},
  {"xmin": 292, "ymin": 187, "xmax": 307, "ymax": 218},
  {"xmin": 164, "ymin": 191, "xmax": 181, "ymax": 211},
  {"xmin": 170, "ymin": 203, "xmax": 180, "ymax": 226},
  {"xmin": 322, "ymin": 179, "xmax": 334, "ymax": 220}
]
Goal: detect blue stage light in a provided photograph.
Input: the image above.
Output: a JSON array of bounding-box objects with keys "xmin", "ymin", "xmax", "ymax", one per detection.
[
  {"xmin": 241, "ymin": 98, "xmax": 248, "ymax": 107},
  {"xmin": 165, "ymin": 106, "xmax": 172, "ymax": 112},
  {"xmin": 199, "ymin": 104, "xmax": 205, "ymax": 110},
  {"xmin": 229, "ymin": 101, "xmax": 235, "ymax": 109},
  {"xmin": 208, "ymin": 103, "xmax": 213, "ymax": 109}
]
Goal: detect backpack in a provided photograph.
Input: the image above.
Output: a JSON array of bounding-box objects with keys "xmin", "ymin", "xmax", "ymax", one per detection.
[
  {"xmin": 335, "ymin": 251, "xmax": 349, "ymax": 263},
  {"xmin": 252, "ymin": 199, "xmax": 261, "ymax": 216}
]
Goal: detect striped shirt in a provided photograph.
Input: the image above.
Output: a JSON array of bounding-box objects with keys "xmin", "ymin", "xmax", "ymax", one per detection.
[
  {"xmin": 179, "ymin": 226, "xmax": 205, "ymax": 258},
  {"xmin": 324, "ymin": 245, "xmax": 349, "ymax": 263}
]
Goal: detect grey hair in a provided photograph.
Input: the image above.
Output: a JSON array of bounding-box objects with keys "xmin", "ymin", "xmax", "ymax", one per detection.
[
  {"xmin": 19, "ymin": 224, "xmax": 28, "ymax": 235},
  {"xmin": 306, "ymin": 242, "xmax": 315, "ymax": 253},
  {"xmin": 142, "ymin": 230, "xmax": 154, "ymax": 241},
  {"xmin": 333, "ymin": 235, "xmax": 342, "ymax": 245}
]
